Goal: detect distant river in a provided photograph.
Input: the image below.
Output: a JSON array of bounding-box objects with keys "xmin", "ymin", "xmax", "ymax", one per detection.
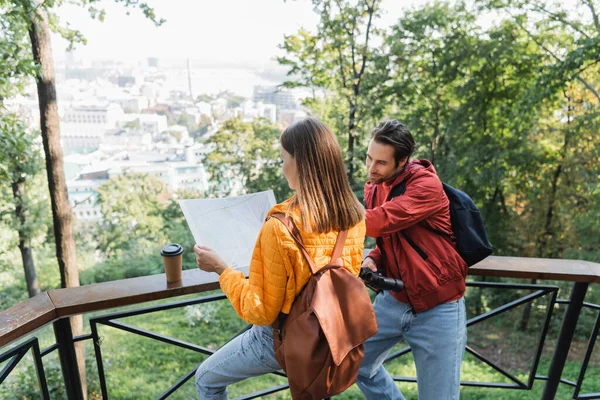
[{"xmin": 163, "ymin": 66, "xmax": 283, "ymax": 98}]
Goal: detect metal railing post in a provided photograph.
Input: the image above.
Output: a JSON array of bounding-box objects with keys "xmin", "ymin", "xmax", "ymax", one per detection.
[
  {"xmin": 542, "ymin": 282, "xmax": 589, "ymax": 400},
  {"xmin": 31, "ymin": 339, "xmax": 51, "ymax": 400},
  {"xmin": 53, "ymin": 318, "xmax": 84, "ymax": 400}
]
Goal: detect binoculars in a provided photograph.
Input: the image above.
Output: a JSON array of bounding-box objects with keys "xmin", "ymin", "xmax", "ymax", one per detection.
[{"xmin": 359, "ymin": 267, "xmax": 405, "ymax": 292}]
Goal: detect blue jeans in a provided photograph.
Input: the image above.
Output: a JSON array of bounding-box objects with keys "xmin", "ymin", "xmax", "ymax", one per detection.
[
  {"xmin": 195, "ymin": 324, "xmax": 281, "ymax": 399},
  {"xmin": 357, "ymin": 291, "xmax": 467, "ymax": 400}
]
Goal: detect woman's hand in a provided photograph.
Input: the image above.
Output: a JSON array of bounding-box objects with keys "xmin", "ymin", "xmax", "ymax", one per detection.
[{"xmin": 194, "ymin": 245, "xmax": 228, "ymax": 275}]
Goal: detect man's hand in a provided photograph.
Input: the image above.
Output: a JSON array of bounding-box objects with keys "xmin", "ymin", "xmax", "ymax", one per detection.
[
  {"xmin": 194, "ymin": 245, "xmax": 228, "ymax": 275},
  {"xmin": 362, "ymin": 256, "xmax": 378, "ymax": 272}
]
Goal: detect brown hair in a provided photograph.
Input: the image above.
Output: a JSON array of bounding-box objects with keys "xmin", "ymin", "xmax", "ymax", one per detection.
[
  {"xmin": 371, "ymin": 120, "xmax": 416, "ymax": 167},
  {"xmin": 280, "ymin": 117, "xmax": 364, "ymax": 233}
]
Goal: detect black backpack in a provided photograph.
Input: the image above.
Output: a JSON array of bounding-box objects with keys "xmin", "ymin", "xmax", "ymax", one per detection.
[{"xmin": 385, "ymin": 180, "xmax": 493, "ymax": 267}]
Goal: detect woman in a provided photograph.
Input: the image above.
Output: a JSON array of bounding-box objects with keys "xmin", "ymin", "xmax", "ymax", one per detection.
[{"xmin": 194, "ymin": 117, "xmax": 366, "ymax": 399}]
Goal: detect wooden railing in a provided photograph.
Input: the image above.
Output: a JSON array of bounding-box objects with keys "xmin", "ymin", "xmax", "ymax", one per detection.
[
  {"xmin": 1, "ymin": 256, "xmax": 600, "ymax": 399},
  {"xmin": 1, "ymin": 269, "xmax": 222, "ymax": 349}
]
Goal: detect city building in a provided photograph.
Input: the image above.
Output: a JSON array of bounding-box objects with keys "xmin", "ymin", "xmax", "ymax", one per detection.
[
  {"xmin": 61, "ymin": 104, "xmax": 125, "ymax": 154},
  {"xmin": 253, "ymin": 86, "xmax": 297, "ymax": 109},
  {"xmin": 67, "ymin": 179, "xmax": 103, "ymax": 222},
  {"xmin": 62, "ymin": 103, "xmax": 124, "ymax": 126},
  {"xmin": 109, "ymin": 95, "xmax": 150, "ymax": 113},
  {"xmin": 117, "ymin": 113, "xmax": 168, "ymax": 135},
  {"xmin": 147, "ymin": 57, "xmax": 159, "ymax": 68},
  {"xmin": 278, "ymin": 108, "xmax": 308, "ymax": 126}
]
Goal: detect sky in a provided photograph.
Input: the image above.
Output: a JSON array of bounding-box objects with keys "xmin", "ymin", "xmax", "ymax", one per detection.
[{"xmin": 51, "ymin": 0, "xmax": 429, "ymax": 65}]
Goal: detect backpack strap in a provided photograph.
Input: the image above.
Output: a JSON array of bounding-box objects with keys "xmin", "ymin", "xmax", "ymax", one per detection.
[
  {"xmin": 329, "ymin": 229, "xmax": 348, "ymax": 267},
  {"xmin": 368, "ymin": 178, "xmax": 436, "ymax": 272},
  {"xmin": 385, "ymin": 179, "xmax": 455, "ymax": 262},
  {"xmin": 269, "ymin": 213, "xmax": 347, "ymax": 274}
]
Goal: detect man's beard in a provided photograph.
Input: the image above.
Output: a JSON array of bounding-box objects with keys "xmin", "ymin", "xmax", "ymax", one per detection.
[
  {"xmin": 369, "ymin": 168, "xmax": 403, "ymax": 185},
  {"xmin": 369, "ymin": 175, "xmax": 385, "ymax": 184}
]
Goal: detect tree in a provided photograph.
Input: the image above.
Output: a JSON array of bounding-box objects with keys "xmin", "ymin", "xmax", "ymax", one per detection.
[
  {"xmin": 124, "ymin": 118, "xmax": 141, "ymax": 129},
  {"xmin": 23, "ymin": 3, "xmax": 85, "ymax": 297},
  {"xmin": 3, "ymin": 0, "xmax": 164, "ymax": 284},
  {"xmin": 474, "ymin": 0, "xmax": 600, "ymax": 260},
  {"xmin": 3, "ymin": 1, "xmax": 163, "ymax": 395},
  {"xmin": 388, "ymin": 2, "xmax": 490, "ymax": 164},
  {"xmin": 279, "ymin": 0, "xmax": 384, "ymax": 186},
  {"xmin": 478, "ymin": 0, "xmax": 600, "ymax": 103},
  {"xmin": 203, "ymin": 117, "xmax": 292, "ymax": 201},
  {"xmin": 175, "ymin": 112, "xmax": 199, "ymax": 134},
  {"xmin": 0, "ymin": 1, "xmax": 37, "ymax": 102},
  {"xmin": 381, "ymin": 0, "xmax": 600, "ymax": 262},
  {"xmin": 96, "ymin": 174, "xmax": 169, "ymax": 258},
  {"xmin": 0, "ymin": 2, "xmax": 44, "ymax": 299},
  {"xmin": 0, "ymin": 114, "xmax": 47, "ymax": 298},
  {"xmin": 196, "ymin": 93, "xmax": 214, "ymax": 103}
]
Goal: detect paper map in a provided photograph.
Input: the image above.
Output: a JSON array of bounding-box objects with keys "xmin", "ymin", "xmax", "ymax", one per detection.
[{"xmin": 179, "ymin": 190, "xmax": 277, "ymax": 269}]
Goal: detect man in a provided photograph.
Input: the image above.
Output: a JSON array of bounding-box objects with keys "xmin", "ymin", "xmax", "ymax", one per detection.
[{"xmin": 356, "ymin": 120, "xmax": 468, "ymax": 400}]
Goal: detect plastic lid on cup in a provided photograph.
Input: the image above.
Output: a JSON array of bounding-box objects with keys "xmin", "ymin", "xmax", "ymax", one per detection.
[{"xmin": 161, "ymin": 243, "xmax": 184, "ymax": 257}]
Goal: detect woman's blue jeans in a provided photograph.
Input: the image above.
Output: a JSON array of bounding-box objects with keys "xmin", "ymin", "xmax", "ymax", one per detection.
[
  {"xmin": 356, "ymin": 291, "xmax": 467, "ymax": 400},
  {"xmin": 195, "ymin": 324, "xmax": 280, "ymax": 399}
]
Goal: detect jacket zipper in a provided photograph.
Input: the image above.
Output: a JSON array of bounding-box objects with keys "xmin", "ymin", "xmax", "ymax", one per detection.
[
  {"xmin": 370, "ymin": 184, "xmax": 417, "ymax": 315},
  {"xmin": 400, "ymin": 231, "xmax": 428, "ymax": 261}
]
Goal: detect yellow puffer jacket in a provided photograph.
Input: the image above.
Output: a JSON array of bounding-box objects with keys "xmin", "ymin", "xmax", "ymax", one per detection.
[{"xmin": 219, "ymin": 198, "xmax": 366, "ymax": 326}]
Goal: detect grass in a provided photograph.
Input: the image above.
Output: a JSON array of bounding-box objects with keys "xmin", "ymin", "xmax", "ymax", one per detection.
[
  {"xmin": 2, "ymin": 251, "xmax": 600, "ymax": 399},
  {"xmin": 2, "ymin": 288, "xmax": 600, "ymax": 399}
]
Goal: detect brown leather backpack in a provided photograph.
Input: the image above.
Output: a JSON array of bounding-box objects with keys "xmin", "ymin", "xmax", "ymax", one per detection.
[{"xmin": 269, "ymin": 213, "xmax": 378, "ymax": 400}]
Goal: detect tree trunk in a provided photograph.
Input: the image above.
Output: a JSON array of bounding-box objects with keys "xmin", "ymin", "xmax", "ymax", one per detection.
[
  {"xmin": 28, "ymin": 6, "xmax": 86, "ymax": 397},
  {"xmin": 12, "ymin": 177, "xmax": 40, "ymax": 298},
  {"xmin": 28, "ymin": 3, "xmax": 78, "ymax": 291},
  {"xmin": 518, "ymin": 278, "xmax": 536, "ymax": 331}
]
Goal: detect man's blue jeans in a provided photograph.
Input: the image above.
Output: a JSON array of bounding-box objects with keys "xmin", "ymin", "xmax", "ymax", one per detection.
[
  {"xmin": 357, "ymin": 291, "xmax": 467, "ymax": 400},
  {"xmin": 195, "ymin": 324, "xmax": 281, "ymax": 399}
]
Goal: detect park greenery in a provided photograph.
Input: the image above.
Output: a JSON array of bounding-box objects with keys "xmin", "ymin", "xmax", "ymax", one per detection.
[{"xmin": 1, "ymin": 0, "xmax": 599, "ymax": 398}]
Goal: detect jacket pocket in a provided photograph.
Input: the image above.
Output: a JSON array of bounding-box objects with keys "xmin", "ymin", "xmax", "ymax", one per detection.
[
  {"xmin": 401, "ymin": 231, "xmax": 428, "ymax": 261},
  {"xmin": 424, "ymin": 253, "xmax": 454, "ymax": 286},
  {"xmin": 410, "ymin": 258, "xmax": 443, "ymax": 296}
]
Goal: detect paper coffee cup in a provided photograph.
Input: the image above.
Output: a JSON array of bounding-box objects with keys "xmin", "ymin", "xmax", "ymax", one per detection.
[{"xmin": 161, "ymin": 244, "xmax": 184, "ymax": 282}]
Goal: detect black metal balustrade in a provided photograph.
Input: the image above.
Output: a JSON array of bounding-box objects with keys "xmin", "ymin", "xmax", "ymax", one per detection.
[{"xmin": 1, "ymin": 256, "xmax": 600, "ymax": 399}]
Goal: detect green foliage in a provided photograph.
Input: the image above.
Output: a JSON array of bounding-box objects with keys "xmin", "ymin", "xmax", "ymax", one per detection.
[
  {"xmin": 278, "ymin": 28, "xmax": 333, "ymax": 92},
  {"xmin": 0, "ymin": 2, "xmax": 38, "ymax": 98},
  {"xmin": 95, "ymin": 173, "xmax": 169, "ymax": 258},
  {"xmin": 226, "ymin": 95, "xmax": 245, "ymax": 109},
  {"xmin": 162, "ymin": 111, "xmax": 211, "ymax": 139},
  {"xmin": 196, "ymin": 93, "xmax": 214, "ymax": 103},
  {"xmin": 460, "ymin": 0, "xmax": 600, "ymax": 259},
  {"xmin": 278, "ymin": 0, "xmax": 600, "ymax": 261},
  {"xmin": 278, "ymin": 0, "xmax": 387, "ymax": 185},
  {"xmin": 123, "ymin": 118, "xmax": 140, "ymax": 129},
  {"xmin": 80, "ymin": 184, "xmax": 200, "ymax": 285},
  {"xmin": 0, "ymin": 114, "xmax": 42, "ymax": 184},
  {"xmin": 1, "ymin": 288, "xmax": 599, "ymax": 399},
  {"xmin": 0, "ymin": 243, "xmax": 60, "ymax": 309},
  {"xmin": 0, "ymin": 115, "xmax": 49, "ymax": 239},
  {"xmin": 203, "ymin": 117, "xmax": 292, "ymax": 200},
  {"xmin": 0, "ymin": 114, "xmax": 52, "ymax": 296},
  {"xmin": 175, "ymin": 112, "xmax": 197, "ymax": 134}
]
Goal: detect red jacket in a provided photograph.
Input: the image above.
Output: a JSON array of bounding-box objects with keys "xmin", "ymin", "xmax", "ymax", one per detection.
[{"xmin": 364, "ymin": 159, "xmax": 468, "ymax": 313}]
